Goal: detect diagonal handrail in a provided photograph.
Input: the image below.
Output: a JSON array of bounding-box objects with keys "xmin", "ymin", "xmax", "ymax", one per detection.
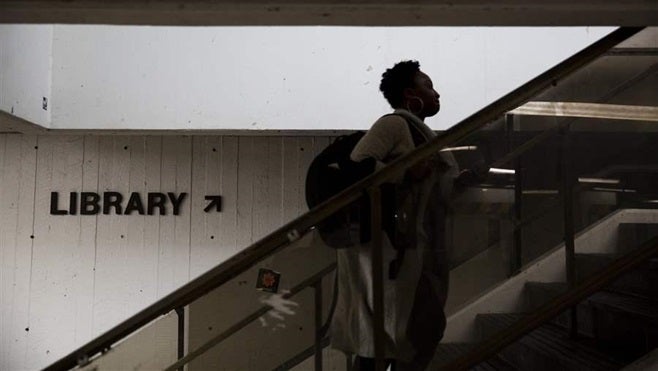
[
  {"xmin": 272, "ymin": 336, "xmax": 332, "ymax": 371},
  {"xmin": 438, "ymin": 234, "xmax": 658, "ymax": 371},
  {"xmin": 163, "ymin": 263, "xmax": 336, "ymax": 371},
  {"xmin": 44, "ymin": 26, "xmax": 643, "ymax": 371},
  {"xmin": 492, "ymin": 61, "xmax": 658, "ymax": 169}
]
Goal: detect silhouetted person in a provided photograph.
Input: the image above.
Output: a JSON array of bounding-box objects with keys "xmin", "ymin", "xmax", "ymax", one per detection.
[{"xmin": 331, "ymin": 60, "xmax": 462, "ymax": 371}]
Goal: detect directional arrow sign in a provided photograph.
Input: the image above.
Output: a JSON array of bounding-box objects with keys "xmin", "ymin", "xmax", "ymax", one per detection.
[{"xmin": 203, "ymin": 195, "xmax": 222, "ymax": 212}]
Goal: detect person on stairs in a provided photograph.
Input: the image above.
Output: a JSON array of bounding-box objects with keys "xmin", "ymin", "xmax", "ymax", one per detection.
[{"xmin": 331, "ymin": 60, "xmax": 479, "ymax": 371}]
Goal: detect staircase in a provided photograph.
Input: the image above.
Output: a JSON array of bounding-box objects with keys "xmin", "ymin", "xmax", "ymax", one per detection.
[
  {"xmin": 42, "ymin": 27, "xmax": 658, "ymax": 371},
  {"xmin": 434, "ymin": 222, "xmax": 658, "ymax": 370}
]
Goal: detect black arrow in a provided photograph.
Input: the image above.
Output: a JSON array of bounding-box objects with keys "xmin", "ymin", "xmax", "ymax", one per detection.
[{"xmin": 203, "ymin": 196, "xmax": 222, "ymax": 212}]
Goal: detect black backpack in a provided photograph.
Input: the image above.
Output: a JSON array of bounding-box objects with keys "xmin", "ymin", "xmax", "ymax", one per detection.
[
  {"xmin": 305, "ymin": 114, "xmax": 427, "ymax": 251},
  {"xmin": 304, "ymin": 131, "xmax": 375, "ymax": 248}
]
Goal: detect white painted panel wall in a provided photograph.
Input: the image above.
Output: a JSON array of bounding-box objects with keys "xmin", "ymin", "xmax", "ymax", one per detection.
[
  {"xmin": 49, "ymin": 26, "xmax": 613, "ymax": 130},
  {"xmin": 80, "ymin": 312, "xmax": 178, "ymax": 371},
  {"xmin": 0, "ymin": 134, "xmax": 38, "ymax": 371},
  {"xmin": 188, "ymin": 232, "xmax": 336, "ymax": 371},
  {"xmin": 0, "ymin": 133, "xmax": 331, "ymax": 370},
  {"xmin": 0, "ymin": 25, "xmax": 53, "ymax": 128}
]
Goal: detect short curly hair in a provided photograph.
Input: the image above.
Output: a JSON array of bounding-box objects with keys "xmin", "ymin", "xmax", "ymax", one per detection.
[{"xmin": 379, "ymin": 60, "xmax": 420, "ymax": 109}]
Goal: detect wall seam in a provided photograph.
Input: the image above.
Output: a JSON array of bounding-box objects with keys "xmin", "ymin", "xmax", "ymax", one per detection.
[
  {"xmin": 46, "ymin": 25, "xmax": 54, "ymax": 128},
  {"xmin": 24, "ymin": 135, "xmax": 39, "ymax": 365},
  {"xmin": 90, "ymin": 136, "xmax": 100, "ymax": 334},
  {"xmin": 187, "ymin": 137, "xmax": 194, "ymax": 281}
]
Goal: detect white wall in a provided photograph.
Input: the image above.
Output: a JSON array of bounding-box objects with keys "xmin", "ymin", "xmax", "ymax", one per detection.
[
  {"xmin": 0, "ymin": 25, "xmax": 53, "ymax": 128},
  {"xmin": 0, "ymin": 133, "xmax": 331, "ymax": 370},
  {"xmin": 48, "ymin": 26, "xmax": 612, "ymax": 130},
  {"xmin": 0, "ymin": 24, "xmax": 627, "ymax": 369}
]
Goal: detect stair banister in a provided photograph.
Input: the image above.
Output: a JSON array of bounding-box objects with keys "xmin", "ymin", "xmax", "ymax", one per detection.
[{"xmin": 45, "ymin": 26, "xmax": 643, "ymax": 371}]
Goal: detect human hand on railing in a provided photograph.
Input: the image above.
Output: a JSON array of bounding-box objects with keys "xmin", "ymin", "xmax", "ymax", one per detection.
[{"xmin": 454, "ymin": 164, "xmax": 489, "ymax": 190}]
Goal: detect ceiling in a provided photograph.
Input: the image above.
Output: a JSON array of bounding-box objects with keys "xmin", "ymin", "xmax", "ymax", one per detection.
[{"xmin": 1, "ymin": 1, "xmax": 657, "ymax": 26}]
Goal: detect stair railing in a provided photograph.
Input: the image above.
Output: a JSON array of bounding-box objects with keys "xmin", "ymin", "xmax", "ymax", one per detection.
[
  {"xmin": 163, "ymin": 264, "xmax": 337, "ymax": 371},
  {"xmin": 438, "ymin": 235, "xmax": 658, "ymax": 371},
  {"xmin": 505, "ymin": 100, "xmax": 658, "ymax": 336},
  {"xmin": 45, "ymin": 26, "xmax": 643, "ymax": 371}
]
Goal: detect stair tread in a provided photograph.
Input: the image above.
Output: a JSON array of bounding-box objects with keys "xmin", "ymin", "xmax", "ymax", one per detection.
[
  {"xmin": 618, "ymin": 223, "xmax": 658, "ymax": 254},
  {"xmin": 575, "ymin": 252, "xmax": 658, "ymax": 261},
  {"xmin": 573, "ymin": 252, "xmax": 657, "ymax": 299},
  {"xmin": 575, "ymin": 253, "xmax": 616, "ymax": 260},
  {"xmin": 588, "ymin": 290, "xmax": 658, "ymax": 322},
  {"xmin": 525, "ymin": 281, "xmax": 568, "ymax": 291},
  {"xmin": 435, "ymin": 342, "xmax": 474, "ymax": 357},
  {"xmin": 477, "ymin": 313, "xmax": 623, "ymax": 370},
  {"xmin": 574, "ymin": 252, "xmax": 654, "ymax": 265},
  {"xmin": 617, "ymin": 223, "xmax": 658, "ymax": 230},
  {"xmin": 482, "ymin": 354, "xmax": 517, "ymax": 371},
  {"xmin": 650, "ymin": 258, "xmax": 658, "ymax": 270},
  {"xmin": 434, "ymin": 343, "xmax": 517, "ymax": 370},
  {"xmin": 523, "ymin": 281, "xmax": 568, "ymax": 312},
  {"xmin": 574, "ymin": 253, "xmax": 618, "ymax": 273}
]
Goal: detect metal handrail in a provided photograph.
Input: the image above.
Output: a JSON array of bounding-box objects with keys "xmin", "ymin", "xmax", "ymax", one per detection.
[
  {"xmin": 492, "ymin": 61, "xmax": 658, "ymax": 170},
  {"xmin": 438, "ymin": 234, "xmax": 658, "ymax": 371},
  {"xmin": 273, "ymin": 337, "xmax": 332, "ymax": 371},
  {"xmin": 45, "ymin": 26, "xmax": 642, "ymax": 371},
  {"xmin": 163, "ymin": 263, "xmax": 337, "ymax": 371}
]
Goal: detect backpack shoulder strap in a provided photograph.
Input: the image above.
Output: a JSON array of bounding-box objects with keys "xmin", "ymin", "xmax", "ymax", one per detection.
[
  {"xmin": 377, "ymin": 113, "xmax": 428, "ymax": 280},
  {"xmin": 382, "ymin": 113, "xmax": 427, "ymax": 148}
]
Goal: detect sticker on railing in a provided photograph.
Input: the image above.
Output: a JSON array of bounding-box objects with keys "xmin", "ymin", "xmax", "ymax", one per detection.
[{"xmin": 256, "ymin": 268, "xmax": 281, "ymax": 293}]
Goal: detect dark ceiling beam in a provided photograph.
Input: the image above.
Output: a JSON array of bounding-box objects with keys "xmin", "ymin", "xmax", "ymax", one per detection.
[{"xmin": 1, "ymin": 1, "xmax": 657, "ymax": 26}]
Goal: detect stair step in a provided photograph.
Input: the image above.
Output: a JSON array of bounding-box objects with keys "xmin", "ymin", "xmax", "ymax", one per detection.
[
  {"xmin": 589, "ymin": 291, "xmax": 658, "ymax": 321},
  {"xmin": 433, "ymin": 343, "xmax": 517, "ymax": 370},
  {"xmin": 575, "ymin": 253, "xmax": 615, "ymax": 277},
  {"xmin": 523, "ymin": 281, "xmax": 568, "ymax": 312},
  {"xmin": 622, "ymin": 347, "xmax": 658, "ymax": 371},
  {"xmin": 476, "ymin": 313, "xmax": 622, "ymax": 371},
  {"xmin": 586, "ymin": 290, "xmax": 658, "ymax": 362},
  {"xmin": 522, "ymin": 281, "xmax": 594, "ymax": 335},
  {"xmin": 649, "ymin": 257, "xmax": 658, "ymax": 270},
  {"xmin": 522, "ymin": 282, "xmax": 658, "ymax": 362},
  {"xmin": 575, "ymin": 253, "xmax": 658, "ymax": 299},
  {"xmin": 482, "ymin": 354, "xmax": 518, "ymax": 371},
  {"xmin": 617, "ymin": 223, "xmax": 658, "ymax": 255},
  {"xmin": 434, "ymin": 343, "xmax": 473, "ymax": 362}
]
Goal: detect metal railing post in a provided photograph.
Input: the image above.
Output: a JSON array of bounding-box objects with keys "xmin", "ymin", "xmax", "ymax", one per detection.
[
  {"xmin": 368, "ymin": 187, "xmax": 386, "ymax": 371},
  {"xmin": 559, "ymin": 126, "xmax": 578, "ymax": 338},
  {"xmin": 439, "ymin": 236, "xmax": 658, "ymax": 371},
  {"xmin": 507, "ymin": 114, "xmax": 523, "ymax": 276},
  {"xmin": 313, "ymin": 282, "xmax": 323, "ymax": 371},
  {"xmin": 175, "ymin": 307, "xmax": 185, "ymax": 371}
]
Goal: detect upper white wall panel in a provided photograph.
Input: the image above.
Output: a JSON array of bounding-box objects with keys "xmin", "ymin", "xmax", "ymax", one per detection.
[
  {"xmin": 52, "ymin": 26, "xmax": 611, "ymax": 129},
  {"xmin": 0, "ymin": 25, "xmax": 53, "ymax": 128},
  {"xmin": 50, "ymin": 26, "xmax": 613, "ymax": 130}
]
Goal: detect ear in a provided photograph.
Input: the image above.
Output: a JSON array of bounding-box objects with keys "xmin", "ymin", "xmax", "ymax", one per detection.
[{"xmin": 402, "ymin": 87, "xmax": 417, "ymax": 100}]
